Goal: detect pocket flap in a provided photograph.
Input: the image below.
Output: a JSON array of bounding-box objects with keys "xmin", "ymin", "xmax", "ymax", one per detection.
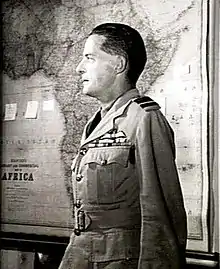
[{"xmin": 83, "ymin": 146, "xmax": 130, "ymax": 167}]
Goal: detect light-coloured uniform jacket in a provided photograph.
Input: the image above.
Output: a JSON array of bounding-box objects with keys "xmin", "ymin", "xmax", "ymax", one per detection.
[{"xmin": 59, "ymin": 89, "xmax": 187, "ymax": 269}]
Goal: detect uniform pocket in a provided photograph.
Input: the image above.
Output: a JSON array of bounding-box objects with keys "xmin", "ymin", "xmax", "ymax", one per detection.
[
  {"xmin": 91, "ymin": 229, "xmax": 140, "ymax": 262},
  {"xmin": 81, "ymin": 146, "xmax": 131, "ymax": 204}
]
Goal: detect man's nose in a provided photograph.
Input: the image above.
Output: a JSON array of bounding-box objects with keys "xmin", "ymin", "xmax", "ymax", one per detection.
[{"xmin": 76, "ymin": 60, "xmax": 85, "ymax": 74}]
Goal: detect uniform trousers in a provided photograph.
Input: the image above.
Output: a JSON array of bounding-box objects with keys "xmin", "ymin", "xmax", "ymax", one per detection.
[{"xmin": 58, "ymin": 233, "xmax": 139, "ymax": 269}]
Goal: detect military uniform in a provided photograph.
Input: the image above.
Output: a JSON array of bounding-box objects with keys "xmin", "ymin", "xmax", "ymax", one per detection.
[{"xmin": 59, "ymin": 89, "xmax": 187, "ymax": 269}]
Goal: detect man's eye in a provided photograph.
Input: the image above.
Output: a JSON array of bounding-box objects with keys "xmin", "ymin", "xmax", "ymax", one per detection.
[{"xmin": 85, "ymin": 55, "xmax": 94, "ymax": 61}]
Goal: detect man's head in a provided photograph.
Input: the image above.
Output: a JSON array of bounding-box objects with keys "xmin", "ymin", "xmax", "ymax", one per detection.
[
  {"xmin": 89, "ymin": 23, "xmax": 147, "ymax": 86},
  {"xmin": 76, "ymin": 23, "xmax": 146, "ymax": 102}
]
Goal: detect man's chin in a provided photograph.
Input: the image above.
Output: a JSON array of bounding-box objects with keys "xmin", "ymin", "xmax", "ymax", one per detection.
[
  {"xmin": 82, "ymin": 87, "xmax": 90, "ymax": 95},
  {"xmin": 82, "ymin": 87, "xmax": 96, "ymax": 98}
]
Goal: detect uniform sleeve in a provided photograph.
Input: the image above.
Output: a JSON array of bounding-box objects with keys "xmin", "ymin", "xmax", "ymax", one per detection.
[{"xmin": 135, "ymin": 110, "xmax": 187, "ymax": 269}]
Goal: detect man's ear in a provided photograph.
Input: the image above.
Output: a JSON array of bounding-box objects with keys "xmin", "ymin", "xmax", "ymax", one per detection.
[{"xmin": 115, "ymin": 55, "xmax": 128, "ymax": 74}]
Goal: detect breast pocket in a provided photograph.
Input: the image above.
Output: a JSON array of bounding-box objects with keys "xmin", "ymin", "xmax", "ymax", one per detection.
[{"xmin": 81, "ymin": 146, "xmax": 131, "ymax": 205}]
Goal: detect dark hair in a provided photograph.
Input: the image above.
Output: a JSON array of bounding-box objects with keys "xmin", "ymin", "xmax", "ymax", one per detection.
[{"xmin": 89, "ymin": 23, "xmax": 147, "ymax": 86}]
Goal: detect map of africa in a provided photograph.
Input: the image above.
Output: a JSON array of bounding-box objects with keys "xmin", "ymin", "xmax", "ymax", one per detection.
[{"xmin": 1, "ymin": 0, "xmax": 209, "ymax": 250}]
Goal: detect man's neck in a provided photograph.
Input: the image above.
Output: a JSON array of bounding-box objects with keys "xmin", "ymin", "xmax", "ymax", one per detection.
[
  {"xmin": 100, "ymin": 99, "xmax": 116, "ymax": 118},
  {"xmin": 100, "ymin": 86, "xmax": 134, "ymax": 118},
  {"xmin": 101, "ymin": 80, "xmax": 133, "ymax": 106}
]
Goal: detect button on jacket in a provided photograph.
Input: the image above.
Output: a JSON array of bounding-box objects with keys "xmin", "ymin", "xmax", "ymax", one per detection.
[{"xmin": 59, "ymin": 89, "xmax": 187, "ymax": 269}]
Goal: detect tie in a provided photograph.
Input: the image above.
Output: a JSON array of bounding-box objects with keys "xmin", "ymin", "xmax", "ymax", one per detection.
[{"xmin": 86, "ymin": 111, "xmax": 101, "ymax": 138}]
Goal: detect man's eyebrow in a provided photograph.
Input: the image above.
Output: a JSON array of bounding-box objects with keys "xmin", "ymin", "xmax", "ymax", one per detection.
[{"xmin": 84, "ymin": 53, "xmax": 95, "ymax": 57}]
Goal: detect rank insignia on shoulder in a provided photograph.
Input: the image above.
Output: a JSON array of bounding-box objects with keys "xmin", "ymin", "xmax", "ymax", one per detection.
[{"xmin": 133, "ymin": 96, "xmax": 160, "ymax": 111}]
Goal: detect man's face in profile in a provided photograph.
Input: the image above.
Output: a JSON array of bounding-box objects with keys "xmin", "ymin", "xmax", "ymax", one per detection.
[{"xmin": 76, "ymin": 34, "xmax": 119, "ymax": 101}]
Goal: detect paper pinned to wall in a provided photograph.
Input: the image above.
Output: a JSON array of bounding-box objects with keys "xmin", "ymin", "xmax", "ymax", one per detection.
[
  {"xmin": 4, "ymin": 103, "xmax": 17, "ymax": 121},
  {"xmin": 25, "ymin": 101, "xmax": 39, "ymax": 119},
  {"xmin": 43, "ymin": 99, "xmax": 54, "ymax": 111}
]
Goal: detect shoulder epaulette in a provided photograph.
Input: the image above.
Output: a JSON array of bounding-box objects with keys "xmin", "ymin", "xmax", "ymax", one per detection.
[{"xmin": 133, "ymin": 96, "xmax": 160, "ymax": 111}]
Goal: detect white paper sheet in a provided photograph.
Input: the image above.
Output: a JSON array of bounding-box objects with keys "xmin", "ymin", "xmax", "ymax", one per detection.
[
  {"xmin": 4, "ymin": 103, "xmax": 17, "ymax": 121},
  {"xmin": 25, "ymin": 101, "xmax": 39, "ymax": 119}
]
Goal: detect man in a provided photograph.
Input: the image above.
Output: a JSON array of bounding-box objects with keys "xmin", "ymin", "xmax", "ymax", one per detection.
[{"xmin": 59, "ymin": 23, "xmax": 187, "ymax": 269}]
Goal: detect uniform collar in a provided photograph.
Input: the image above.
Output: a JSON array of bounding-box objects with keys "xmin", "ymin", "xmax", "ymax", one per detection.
[
  {"xmin": 81, "ymin": 89, "xmax": 140, "ymax": 147},
  {"xmin": 100, "ymin": 89, "xmax": 137, "ymax": 118}
]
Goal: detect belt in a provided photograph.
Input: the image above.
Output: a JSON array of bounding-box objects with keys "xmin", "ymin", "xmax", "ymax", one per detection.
[{"xmin": 74, "ymin": 207, "xmax": 141, "ymax": 236}]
